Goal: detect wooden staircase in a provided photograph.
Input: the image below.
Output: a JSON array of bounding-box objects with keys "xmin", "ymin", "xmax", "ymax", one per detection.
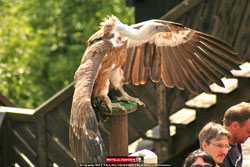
[{"xmin": 128, "ymin": 62, "xmax": 250, "ymax": 165}]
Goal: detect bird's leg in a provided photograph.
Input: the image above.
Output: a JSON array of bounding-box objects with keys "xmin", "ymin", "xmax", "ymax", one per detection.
[
  {"xmin": 103, "ymin": 95, "xmax": 126, "ymax": 112},
  {"xmin": 92, "ymin": 66, "xmax": 128, "ymax": 113},
  {"xmin": 110, "ymin": 68, "xmax": 145, "ymax": 106},
  {"xmin": 116, "ymin": 87, "xmax": 145, "ymax": 106}
]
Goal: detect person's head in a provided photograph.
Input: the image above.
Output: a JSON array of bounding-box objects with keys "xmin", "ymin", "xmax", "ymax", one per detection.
[
  {"xmin": 223, "ymin": 102, "xmax": 250, "ymax": 144},
  {"xmin": 184, "ymin": 150, "xmax": 216, "ymax": 167},
  {"xmin": 198, "ymin": 122, "xmax": 230, "ymax": 164}
]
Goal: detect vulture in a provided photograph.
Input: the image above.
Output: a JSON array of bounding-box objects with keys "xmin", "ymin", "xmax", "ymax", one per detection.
[{"xmin": 69, "ymin": 15, "xmax": 243, "ymax": 164}]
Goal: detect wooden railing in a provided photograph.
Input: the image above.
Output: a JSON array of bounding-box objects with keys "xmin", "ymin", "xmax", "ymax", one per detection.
[{"xmin": 1, "ymin": 83, "xmax": 76, "ymax": 167}]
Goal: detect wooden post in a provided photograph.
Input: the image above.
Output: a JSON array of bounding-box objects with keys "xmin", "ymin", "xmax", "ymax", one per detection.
[
  {"xmin": 96, "ymin": 100, "xmax": 136, "ymax": 157},
  {"xmin": 97, "ymin": 100, "xmax": 136, "ymax": 157},
  {"xmin": 36, "ymin": 115, "xmax": 48, "ymax": 167},
  {"xmin": 155, "ymin": 81, "xmax": 172, "ymax": 162},
  {"xmin": 3, "ymin": 120, "xmax": 13, "ymax": 167},
  {"xmin": 109, "ymin": 114, "xmax": 128, "ymax": 156}
]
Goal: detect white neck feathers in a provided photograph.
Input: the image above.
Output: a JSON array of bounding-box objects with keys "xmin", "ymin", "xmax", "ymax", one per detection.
[{"xmin": 115, "ymin": 22, "xmax": 153, "ymax": 40}]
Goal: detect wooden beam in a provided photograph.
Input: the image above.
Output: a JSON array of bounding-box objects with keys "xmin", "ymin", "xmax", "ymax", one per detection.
[
  {"xmin": 12, "ymin": 129, "xmax": 38, "ymax": 166},
  {"xmin": 0, "ymin": 106, "xmax": 35, "ymax": 122},
  {"xmin": 6, "ymin": 113, "xmax": 35, "ymax": 122},
  {"xmin": 13, "ymin": 146, "xmax": 31, "ymax": 167},
  {"xmin": 46, "ymin": 133, "xmax": 75, "ymax": 166},
  {"xmin": 160, "ymin": 0, "xmax": 204, "ymax": 21},
  {"xmin": 0, "ymin": 106, "xmax": 34, "ymax": 115},
  {"xmin": 34, "ymin": 83, "xmax": 74, "ymax": 116},
  {"xmin": 0, "ymin": 113, "xmax": 5, "ymax": 127},
  {"xmin": 36, "ymin": 115, "xmax": 48, "ymax": 167},
  {"xmin": 14, "ymin": 123, "xmax": 38, "ymax": 157},
  {"xmin": 0, "ymin": 93, "xmax": 16, "ymax": 107}
]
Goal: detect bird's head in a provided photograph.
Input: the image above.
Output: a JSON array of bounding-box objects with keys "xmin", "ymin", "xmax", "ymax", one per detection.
[
  {"xmin": 152, "ymin": 23, "xmax": 171, "ymax": 33},
  {"xmin": 138, "ymin": 22, "xmax": 171, "ymax": 39}
]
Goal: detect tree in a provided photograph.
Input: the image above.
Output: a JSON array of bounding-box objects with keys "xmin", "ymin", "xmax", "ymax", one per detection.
[{"xmin": 0, "ymin": 0, "xmax": 134, "ymax": 108}]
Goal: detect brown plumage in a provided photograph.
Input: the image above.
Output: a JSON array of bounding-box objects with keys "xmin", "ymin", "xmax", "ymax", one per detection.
[{"xmin": 70, "ymin": 15, "xmax": 243, "ymax": 164}]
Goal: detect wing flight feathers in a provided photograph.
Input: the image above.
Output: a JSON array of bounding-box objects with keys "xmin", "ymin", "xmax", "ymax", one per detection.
[
  {"xmin": 144, "ymin": 43, "xmax": 154, "ymax": 69},
  {"xmin": 70, "ymin": 41, "xmax": 108, "ymax": 164},
  {"xmin": 160, "ymin": 46, "xmax": 174, "ymax": 88},
  {"xmin": 176, "ymin": 46, "xmax": 211, "ymax": 93},
  {"xmin": 132, "ymin": 46, "xmax": 141, "ymax": 85},
  {"xmin": 125, "ymin": 20, "xmax": 242, "ymax": 93},
  {"xmin": 170, "ymin": 46, "xmax": 197, "ymax": 94},
  {"xmin": 166, "ymin": 47, "xmax": 184, "ymax": 90},
  {"xmin": 182, "ymin": 42, "xmax": 225, "ymax": 87},
  {"xmin": 123, "ymin": 47, "xmax": 136, "ymax": 84},
  {"xmin": 150, "ymin": 47, "xmax": 161, "ymax": 82}
]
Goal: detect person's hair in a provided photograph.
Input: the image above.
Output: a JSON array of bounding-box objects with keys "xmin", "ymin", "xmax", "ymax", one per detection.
[
  {"xmin": 198, "ymin": 122, "xmax": 230, "ymax": 148},
  {"xmin": 223, "ymin": 102, "xmax": 250, "ymax": 127},
  {"xmin": 184, "ymin": 150, "xmax": 216, "ymax": 167}
]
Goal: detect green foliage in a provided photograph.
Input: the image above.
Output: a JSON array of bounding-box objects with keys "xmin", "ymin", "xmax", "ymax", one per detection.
[{"xmin": 0, "ymin": 0, "xmax": 134, "ymax": 108}]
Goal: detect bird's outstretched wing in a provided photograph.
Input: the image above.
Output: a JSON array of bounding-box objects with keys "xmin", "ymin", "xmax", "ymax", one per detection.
[
  {"xmin": 123, "ymin": 20, "xmax": 243, "ymax": 94},
  {"xmin": 69, "ymin": 39, "xmax": 110, "ymax": 164}
]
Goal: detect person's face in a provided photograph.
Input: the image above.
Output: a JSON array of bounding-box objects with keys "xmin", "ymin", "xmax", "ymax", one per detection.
[
  {"xmin": 191, "ymin": 157, "xmax": 213, "ymax": 167},
  {"xmin": 231, "ymin": 119, "xmax": 250, "ymax": 144},
  {"xmin": 202, "ymin": 136, "xmax": 229, "ymax": 164}
]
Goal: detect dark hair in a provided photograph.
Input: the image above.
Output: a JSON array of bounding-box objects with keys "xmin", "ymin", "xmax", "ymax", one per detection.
[
  {"xmin": 184, "ymin": 150, "xmax": 216, "ymax": 167},
  {"xmin": 223, "ymin": 102, "xmax": 250, "ymax": 127}
]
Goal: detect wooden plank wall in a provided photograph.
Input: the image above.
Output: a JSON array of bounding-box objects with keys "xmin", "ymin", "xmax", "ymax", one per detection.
[
  {"xmin": 45, "ymin": 98, "xmax": 75, "ymax": 167},
  {"xmin": 12, "ymin": 122, "xmax": 38, "ymax": 166},
  {"xmin": 0, "ymin": 93, "xmax": 16, "ymax": 166},
  {"xmin": 2, "ymin": 119, "xmax": 37, "ymax": 167},
  {"xmin": 162, "ymin": 0, "xmax": 250, "ymax": 164},
  {"xmin": 173, "ymin": 0, "xmax": 250, "ymax": 60}
]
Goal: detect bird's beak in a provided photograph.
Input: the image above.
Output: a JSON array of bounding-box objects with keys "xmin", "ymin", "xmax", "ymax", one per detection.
[
  {"xmin": 163, "ymin": 25, "xmax": 171, "ymax": 32},
  {"xmin": 159, "ymin": 25, "xmax": 171, "ymax": 32},
  {"xmin": 158, "ymin": 24, "xmax": 171, "ymax": 32}
]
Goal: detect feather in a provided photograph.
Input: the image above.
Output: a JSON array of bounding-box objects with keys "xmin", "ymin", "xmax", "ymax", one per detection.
[
  {"xmin": 138, "ymin": 44, "xmax": 148, "ymax": 84},
  {"xmin": 150, "ymin": 46, "xmax": 161, "ymax": 82},
  {"xmin": 176, "ymin": 45, "xmax": 211, "ymax": 93},
  {"xmin": 170, "ymin": 46, "xmax": 197, "ymax": 94},
  {"xmin": 162, "ymin": 46, "xmax": 183, "ymax": 88},
  {"xmin": 191, "ymin": 34, "xmax": 241, "ymax": 70},
  {"xmin": 132, "ymin": 46, "xmax": 142, "ymax": 85},
  {"xmin": 188, "ymin": 40, "xmax": 234, "ymax": 78},
  {"xmin": 182, "ymin": 43, "xmax": 225, "ymax": 87},
  {"xmin": 166, "ymin": 47, "xmax": 184, "ymax": 90},
  {"xmin": 123, "ymin": 46, "xmax": 136, "ymax": 84},
  {"xmin": 70, "ymin": 40, "xmax": 109, "ymax": 163},
  {"xmin": 196, "ymin": 32, "xmax": 238, "ymax": 55},
  {"xmin": 140, "ymin": 67, "xmax": 149, "ymax": 85},
  {"xmin": 195, "ymin": 32, "xmax": 243, "ymax": 64},
  {"xmin": 160, "ymin": 47, "xmax": 174, "ymax": 88},
  {"xmin": 144, "ymin": 43, "xmax": 154, "ymax": 69}
]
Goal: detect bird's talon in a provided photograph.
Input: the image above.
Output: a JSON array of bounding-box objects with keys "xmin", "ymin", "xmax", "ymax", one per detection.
[
  {"xmin": 117, "ymin": 94, "xmax": 145, "ymax": 107},
  {"xmin": 107, "ymin": 103, "xmax": 127, "ymax": 112}
]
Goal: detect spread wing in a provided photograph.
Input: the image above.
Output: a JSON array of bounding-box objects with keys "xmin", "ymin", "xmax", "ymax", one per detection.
[
  {"xmin": 123, "ymin": 20, "xmax": 243, "ymax": 94},
  {"xmin": 69, "ymin": 39, "xmax": 110, "ymax": 164}
]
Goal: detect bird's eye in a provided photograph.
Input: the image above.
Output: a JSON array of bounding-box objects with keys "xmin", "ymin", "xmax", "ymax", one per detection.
[{"xmin": 155, "ymin": 26, "xmax": 159, "ymax": 29}]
